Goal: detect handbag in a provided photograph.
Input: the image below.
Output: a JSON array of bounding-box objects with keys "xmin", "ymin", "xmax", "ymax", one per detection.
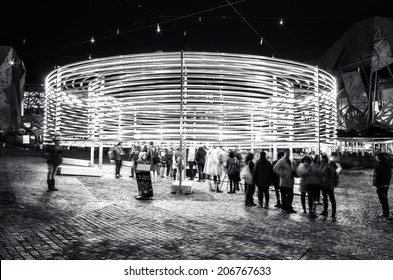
[
  {"xmin": 240, "ymin": 163, "xmax": 253, "ymax": 184},
  {"xmin": 153, "ymin": 155, "xmax": 161, "ymax": 164}
]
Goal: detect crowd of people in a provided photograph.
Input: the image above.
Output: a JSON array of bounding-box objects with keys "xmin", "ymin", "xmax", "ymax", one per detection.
[
  {"xmin": 45, "ymin": 138, "xmax": 391, "ymax": 220},
  {"xmin": 110, "ymin": 142, "xmax": 342, "ymax": 217}
]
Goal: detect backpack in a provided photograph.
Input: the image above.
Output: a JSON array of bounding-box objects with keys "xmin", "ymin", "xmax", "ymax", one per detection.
[
  {"xmin": 330, "ymin": 163, "xmax": 339, "ymax": 187},
  {"xmin": 150, "ymin": 146, "xmax": 161, "ymax": 164},
  {"xmin": 227, "ymin": 158, "xmax": 239, "ymax": 176}
]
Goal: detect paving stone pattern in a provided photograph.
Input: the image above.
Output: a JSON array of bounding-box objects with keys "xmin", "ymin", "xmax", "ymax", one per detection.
[{"xmin": 1, "ymin": 152, "xmax": 393, "ymax": 260}]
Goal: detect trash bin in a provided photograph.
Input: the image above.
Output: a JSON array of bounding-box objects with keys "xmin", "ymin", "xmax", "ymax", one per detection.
[{"xmin": 135, "ymin": 163, "xmax": 153, "ymax": 200}]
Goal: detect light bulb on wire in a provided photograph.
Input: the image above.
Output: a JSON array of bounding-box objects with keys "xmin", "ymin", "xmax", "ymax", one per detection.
[
  {"xmin": 90, "ymin": 36, "xmax": 95, "ymax": 44},
  {"xmin": 156, "ymin": 23, "xmax": 161, "ymax": 33},
  {"xmin": 279, "ymin": 18, "xmax": 284, "ymax": 26}
]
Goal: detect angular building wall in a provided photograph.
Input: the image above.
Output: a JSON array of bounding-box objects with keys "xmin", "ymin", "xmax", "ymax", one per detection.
[
  {"xmin": 0, "ymin": 46, "xmax": 26, "ymax": 133},
  {"xmin": 318, "ymin": 17, "xmax": 393, "ymax": 133}
]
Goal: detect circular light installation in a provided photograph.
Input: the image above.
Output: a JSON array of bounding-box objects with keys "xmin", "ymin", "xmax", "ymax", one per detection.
[{"xmin": 44, "ymin": 51, "xmax": 336, "ymax": 149}]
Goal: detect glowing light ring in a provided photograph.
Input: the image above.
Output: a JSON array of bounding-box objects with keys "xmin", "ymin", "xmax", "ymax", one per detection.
[{"xmin": 44, "ymin": 52, "xmax": 336, "ymax": 149}]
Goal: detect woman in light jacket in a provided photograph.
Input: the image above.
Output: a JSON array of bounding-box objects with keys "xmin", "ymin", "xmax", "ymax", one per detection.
[
  {"xmin": 297, "ymin": 155, "xmax": 318, "ymax": 216},
  {"xmin": 204, "ymin": 145, "xmax": 222, "ymax": 192},
  {"xmin": 273, "ymin": 148, "xmax": 297, "ymax": 213}
]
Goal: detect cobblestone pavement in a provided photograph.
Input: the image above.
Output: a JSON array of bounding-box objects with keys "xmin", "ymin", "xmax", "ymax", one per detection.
[{"xmin": 1, "ymin": 151, "xmax": 393, "ymax": 260}]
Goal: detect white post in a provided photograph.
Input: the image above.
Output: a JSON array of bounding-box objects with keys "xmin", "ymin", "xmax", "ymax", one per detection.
[
  {"xmin": 273, "ymin": 145, "xmax": 277, "ymax": 161},
  {"xmin": 90, "ymin": 142, "xmax": 95, "ymax": 166},
  {"xmin": 179, "ymin": 51, "xmax": 185, "ymax": 187},
  {"xmin": 98, "ymin": 142, "xmax": 103, "ymax": 169}
]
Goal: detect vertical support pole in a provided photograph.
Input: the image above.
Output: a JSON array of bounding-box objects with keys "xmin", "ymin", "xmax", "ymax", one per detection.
[
  {"xmin": 179, "ymin": 50, "xmax": 184, "ymax": 186},
  {"xmin": 368, "ymin": 72, "xmax": 374, "ymax": 127},
  {"xmin": 98, "ymin": 141, "xmax": 103, "ymax": 169},
  {"xmin": 55, "ymin": 67, "xmax": 61, "ymax": 139},
  {"xmin": 273, "ymin": 145, "xmax": 277, "ymax": 161},
  {"xmin": 90, "ymin": 142, "xmax": 95, "ymax": 166},
  {"xmin": 251, "ymin": 109, "xmax": 254, "ymax": 153},
  {"xmin": 315, "ymin": 66, "xmax": 320, "ymax": 156}
]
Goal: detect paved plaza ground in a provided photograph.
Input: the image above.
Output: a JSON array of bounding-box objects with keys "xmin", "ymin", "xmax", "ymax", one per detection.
[{"xmin": 1, "ymin": 148, "xmax": 393, "ymax": 260}]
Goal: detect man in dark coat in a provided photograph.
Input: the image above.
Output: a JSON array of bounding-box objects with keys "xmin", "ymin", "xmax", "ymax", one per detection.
[
  {"xmin": 373, "ymin": 153, "xmax": 392, "ymax": 218},
  {"xmin": 195, "ymin": 146, "xmax": 207, "ymax": 182},
  {"xmin": 253, "ymin": 151, "xmax": 274, "ymax": 208}
]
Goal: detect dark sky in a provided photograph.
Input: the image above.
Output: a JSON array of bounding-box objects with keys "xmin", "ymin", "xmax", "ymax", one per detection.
[{"xmin": 1, "ymin": 0, "xmax": 391, "ymax": 84}]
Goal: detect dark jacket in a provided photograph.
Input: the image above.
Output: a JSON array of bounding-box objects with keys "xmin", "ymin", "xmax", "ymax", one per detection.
[
  {"xmin": 319, "ymin": 163, "xmax": 337, "ymax": 190},
  {"xmin": 45, "ymin": 143, "xmax": 63, "ymax": 166},
  {"xmin": 253, "ymin": 157, "xmax": 274, "ymax": 187},
  {"xmin": 373, "ymin": 161, "xmax": 392, "ymax": 186},
  {"xmin": 195, "ymin": 148, "xmax": 207, "ymax": 165},
  {"xmin": 113, "ymin": 145, "xmax": 124, "ymax": 161}
]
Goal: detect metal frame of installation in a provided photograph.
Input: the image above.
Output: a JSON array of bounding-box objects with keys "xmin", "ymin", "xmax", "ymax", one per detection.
[{"xmin": 44, "ymin": 51, "xmax": 337, "ymax": 152}]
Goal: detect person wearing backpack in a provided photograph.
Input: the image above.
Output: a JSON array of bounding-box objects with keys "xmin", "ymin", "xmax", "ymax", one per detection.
[
  {"xmin": 225, "ymin": 150, "xmax": 240, "ymax": 193},
  {"xmin": 373, "ymin": 153, "xmax": 392, "ymax": 219},
  {"xmin": 253, "ymin": 151, "xmax": 274, "ymax": 209},
  {"xmin": 319, "ymin": 155, "xmax": 338, "ymax": 219}
]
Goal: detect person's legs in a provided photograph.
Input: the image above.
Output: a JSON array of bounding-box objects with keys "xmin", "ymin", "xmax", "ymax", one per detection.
[
  {"xmin": 47, "ymin": 163, "xmax": 55, "ymax": 180},
  {"xmin": 314, "ymin": 188, "xmax": 321, "ymax": 204},
  {"xmin": 287, "ymin": 188, "xmax": 295, "ymax": 212},
  {"xmin": 228, "ymin": 178, "xmax": 234, "ymax": 193},
  {"xmin": 257, "ymin": 185, "xmax": 263, "ymax": 207},
  {"xmin": 115, "ymin": 160, "xmax": 120, "ymax": 177},
  {"xmin": 166, "ymin": 161, "xmax": 172, "ymax": 177},
  {"xmin": 377, "ymin": 187, "xmax": 390, "ymax": 217},
  {"xmin": 134, "ymin": 162, "xmax": 138, "ymax": 177},
  {"xmin": 47, "ymin": 163, "xmax": 58, "ymax": 191},
  {"xmin": 308, "ymin": 192, "xmax": 315, "ymax": 214},
  {"xmin": 173, "ymin": 169, "xmax": 177, "ymax": 181},
  {"xmin": 197, "ymin": 163, "xmax": 203, "ymax": 181},
  {"xmin": 160, "ymin": 164, "xmax": 166, "ymax": 178},
  {"xmin": 263, "ymin": 186, "xmax": 270, "ymax": 208},
  {"xmin": 301, "ymin": 192, "xmax": 307, "ymax": 213},
  {"xmin": 280, "ymin": 187, "xmax": 288, "ymax": 211},
  {"xmin": 328, "ymin": 190, "xmax": 336, "ymax": 218},
  {"xmin": 320, "ymin": 190, "xmax": 328, "ymax": 216},
  {"xmin": 130, "ymin": 165, "xmax": 135, "ymax": 177},
  {"xmin": 214, "ymin": 175, "xmax": 222, "ymax": 192},
  {"xmin": 274, "ymin": 185, "xmax": 281, "ymax": 207},
  {"xmin": 188, "ymin": 162, "xmax": 195, "ymax": 180},
  {"xmin": 245, "ymin": 183, "xmax": 255, "ymax": 205}
]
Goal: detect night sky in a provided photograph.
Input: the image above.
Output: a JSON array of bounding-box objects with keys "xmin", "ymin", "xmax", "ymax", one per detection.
[{"xmin": 1, "ymin": 0, "xmax": 391, "ymax": 85}]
